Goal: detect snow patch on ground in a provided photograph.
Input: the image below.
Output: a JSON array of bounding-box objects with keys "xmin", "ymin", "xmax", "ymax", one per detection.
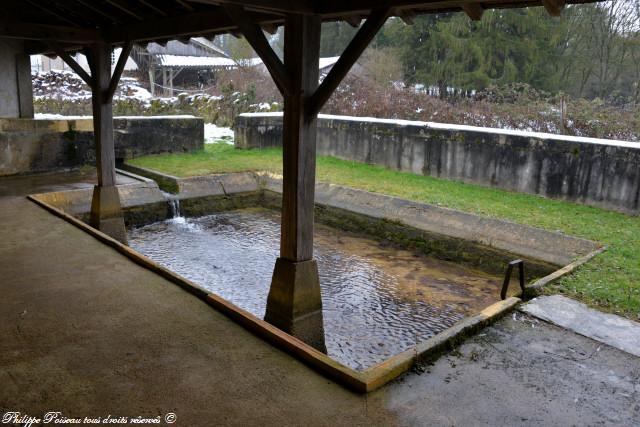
[
  {"xmin": 205, "ymin": 123, "xmax": 234, "ymax": 144},
  {"xmin": 115, "ymin": 84, "xmax": 152, "ymax": 101},
  {"xmin": 34, "ymin": 70, "xmax": 153, "ymax": 103}
]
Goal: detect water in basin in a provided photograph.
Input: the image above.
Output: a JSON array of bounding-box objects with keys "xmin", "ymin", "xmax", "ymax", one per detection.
[{"xmin": 128, "ymin": 208, "xmax": 503, "ymax": 370}]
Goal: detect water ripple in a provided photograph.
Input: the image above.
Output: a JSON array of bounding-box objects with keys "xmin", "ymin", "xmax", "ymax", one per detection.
[{"xmin": 129, "ymin": 208, "xmax": 502, "ymax": 371}]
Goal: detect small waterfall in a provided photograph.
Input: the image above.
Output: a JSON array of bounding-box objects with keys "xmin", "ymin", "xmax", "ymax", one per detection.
[
  {"xmin": 162, "ymin": 192, "xmax": 183, "ymax": 221},
  {"xmin": 169, "ymin": 198, "xmax": 181, "ymax": 219}
]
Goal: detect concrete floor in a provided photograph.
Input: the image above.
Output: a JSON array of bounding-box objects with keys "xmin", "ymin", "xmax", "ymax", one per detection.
[
  {"xmin": 1, "ymin": 173, "xmax": 639, "ymax": 426},
  {"xmin": 0, "ymin": 168, "xmax": 138, "ymax": 197}
]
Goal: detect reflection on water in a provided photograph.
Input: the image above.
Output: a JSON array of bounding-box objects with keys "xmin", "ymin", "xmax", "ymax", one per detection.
[{"xmin": 128, "ymin": 208, "xmax": 503, "ymax": 370}]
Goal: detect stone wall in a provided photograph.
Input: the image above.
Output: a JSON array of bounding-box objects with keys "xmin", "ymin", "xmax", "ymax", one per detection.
[
  {"xmin": 234, "ymin": 113, "xmax": 640, "ymax": 214},
  {"xmin": 0, "ymin": 115, "xmax": 203, "ymax": 176}
]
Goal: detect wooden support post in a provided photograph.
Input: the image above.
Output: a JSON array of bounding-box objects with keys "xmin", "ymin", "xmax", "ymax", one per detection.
[
  {"xmin": 308, "ymin": 8, "xmax": 390, "ymax": 116},
  {"xmin": 15, "ymin": 53, "xmax": 34, "ymax": 118},
  {"xmin": 223, "ymin": 4, "xmax": 291, "ymax": 95},
  {"xmin": 88, "ymin": 43, "xmax": 127, "ymax": 243},
  {"xmin": 462, "ymin": 4, "xmax": 484, "ymax": 21},
  {"xmin": 227, "ymin": 8, "xmax": 387, "ymax": 351},
  {"xmin": 542, "ymin": 0, "xmax": 566, "ymax": 16},
  {"xmin": 106, "ymin": 41, "xmax": 132, "ymax": 99},
  {"xmin": 169, "ymin": 68, "xmax": 174, "ymax": 97},
  {"xmin": 162, "ymin": 69, "xmax": 168, "ymax": 96},
  {"xmin": 263, "ymin": 14, "xmax": 326, "ymax": 352},
  {"xmin": 51, "ymin": 43, "xmax": 93, "ymax": 86},
  {"xmin": 149, "ymin": 64, "xmax": 155, "ymax": 96},
  {"xmin": 55, "ymin": 43, "xmax": 126, "ymax": 242}
]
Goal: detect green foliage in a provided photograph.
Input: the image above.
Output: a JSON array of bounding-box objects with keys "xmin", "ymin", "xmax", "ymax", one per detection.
[
  {"xmin": 375, "ymin": 10, "xmax": 571, "ymax": 93},
  {"xmin": 320, "ymin": 21, "xmax": 358, "ymax": 56},
  {"xmin": 129, "ymin": 143, "xmax": 640, "ymax": 319},
  {"xmin": 371, "ymin": 3, "xmax": 640, "ymax": 104}
]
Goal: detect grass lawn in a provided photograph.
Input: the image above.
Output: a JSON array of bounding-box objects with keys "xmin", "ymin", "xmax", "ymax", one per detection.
[{"xmin": 128, "ymin": 143, "xmax": 640, "ymax": 319}]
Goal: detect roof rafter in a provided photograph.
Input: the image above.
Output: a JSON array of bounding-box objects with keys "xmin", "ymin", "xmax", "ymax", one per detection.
[
  {"xmin": 308, "ymin": 8, "xmax": 392, "ymax": 116},
  {"xmin": 462, "ymin": 3, "xmax": 485, "ymax": 20},
  {"xmin": 185, "ymin": 0, "xmax": 315, "ymax": 15},
  {"xmin": 8, "ymin": 0, "xmax": 590, "ymax": 54},
  {"xmin": 24, "ymin": 0, "xmax": 83, "ymax": 27},
  {"xmin": 72, "ymin": 0, "xmax": 124, "ymax": 25},
  {"xmin": 103, "ymin": 7, "xmax": 280, "ymax": 43},
  {"xmin": 316, "ymin": 0, "xmax": 524, "ymax": 15},
  {"xmin": 49, "ymin": 41, "xmax": 94, "ymax": 87},
  {"xmin": 0, "ymin": 20, "xmax": 100, "ymax": 43},
  {"xmin": 223, "ymin": 4, "xmax": 290, "ymax": 95},
  {"xmin": 175, "ymin": 0, "xmax": 195, "ymax": 12},
  {"xmin": 542, "ymin": 0, "xmax": 566, "ymax": 16},
  {"xmin": 105, "ymin": 0, "xmax": 144, "ymax": 21},
  {"xmin": 134, "ymin": 0, "xmax": 168, "ymax": 16}
]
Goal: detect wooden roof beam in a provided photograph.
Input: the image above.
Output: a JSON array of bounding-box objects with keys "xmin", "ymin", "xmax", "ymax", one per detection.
[
  {"xmin": 135, "ymin": 0, "xmax": 168, "ymax": 16},
  {"xmin": 105, "ymin": 0, "xmax": 144, "ymax": 21},
  {"xmin": 317, "ymin": 1, "xmax": 420, "ymax": 15},
  {"xmin": 316, "ymin": 0, "xmax": 519, "ymax": 15},
  {"xmin": 462, "ymin": 3, "xmax": 484, "ymax": 20},
  {"xmin": 73, "ymin": 0, "xmax": 123, "ymax": 24},
  {"xmin": 395, "ymin": 9, "xmax": 416, "ymax": 25},
  {"xmin": 308, "ymin": 8, "xmax": 391, "ymax": 116},
  {"xmin": 175, "ymin": 0, "xmax": 195, "ymax": 12},
  {"xmin": 261, "ymin": 23, "xmax": 279, "ymax": 35},
  {"xmin": 186, "ymin": 0, "xmax": 315, "ymax": 14},
  {"xmin": 49, "ymin": 41, "xmax": 94, "ymax": 87},
  {"xmin": 106, "ymin": 40, "xmax": 133, "ymax": 99},
  {"xmin": 222, "ymin": 4, "xmax": 290, "ymax": 95},
  {"xmin": 0, "ymin": 20, "xmax": 100, "ymax": 43},
  {"xmin": 24, "ymin": 0, "xmax": 83, "ymax": 27},
  {"xmin": 344, "ymin": 16, "xmax": 362, "ymax": 28},
  {"xmin": 103, "ymin": 7, "xmax": 279, "ymax": 43},
  {"xmin": 542, "ymin": 0, "xmax": 565, "ymax": 16}
]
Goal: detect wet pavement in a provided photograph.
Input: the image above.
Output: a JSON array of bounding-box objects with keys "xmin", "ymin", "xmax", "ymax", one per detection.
[
  {"xmin": 0, "ymin": 168, "xmax": 138, "ymax": 197},
  {"xmin": 522, "ymin": 295, "xmax": 640, "ymax": 358},
  {"xmin": 1, "ymin": 171, "xmax": 639, "ymax": 426},
  {"xmin": 377, "ymin": 311, "xmax": 640, "ymax": 426}
]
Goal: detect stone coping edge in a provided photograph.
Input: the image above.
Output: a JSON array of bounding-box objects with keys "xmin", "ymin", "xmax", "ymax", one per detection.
[
  {"xmin": 525, "ymin": 246, "xmax": 607, "ymax": 294},
  {"xmin": 114, "ymin": 168, "xmax": 157, "ymax": 184},
  {"xmin": 119, "ymin": 164, "xmax": 181, "ymax": 193},
  {"xmin": 27, "ymin": 194, "xmax": 522, "ymax": 393},
  {"xmin": 122, "ymin": 165, "xmax": 602, "ymax": 265}
]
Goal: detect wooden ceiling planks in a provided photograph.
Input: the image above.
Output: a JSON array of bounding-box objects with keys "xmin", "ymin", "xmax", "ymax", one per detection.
[{"xmin": 0, "ymin": 0, "xmax": 597, "ymax": 53}]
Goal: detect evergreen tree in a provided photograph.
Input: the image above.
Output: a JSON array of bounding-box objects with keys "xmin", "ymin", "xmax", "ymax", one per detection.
[{"xmin": 320, "ymin": 22, "xmax": 358, "ymax": 56}]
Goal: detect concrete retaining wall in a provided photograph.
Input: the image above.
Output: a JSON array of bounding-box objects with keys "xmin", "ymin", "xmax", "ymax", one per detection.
[
  {"xmin": 258, "ymin": 173, "xmax": 600, "ymax": 267},
  {"xmin": 122, "ymin": 166, "xmax": 601, "ymax": 268},
  {"xmin": 0, "ymin": 115, "xmax": 203, "ymax": 176},
  {"xmin": 234, "ymin": 113, "xmax": 640, "ymax": 214},
  {"xmin": 0, "ymin": 39, "xmax": 31, "ymax": 118}
]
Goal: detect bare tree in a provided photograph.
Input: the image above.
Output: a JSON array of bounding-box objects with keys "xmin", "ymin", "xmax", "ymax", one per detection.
[{"xmin": 567, "ymin": 0, "xmax": 640, "ymax": 100}]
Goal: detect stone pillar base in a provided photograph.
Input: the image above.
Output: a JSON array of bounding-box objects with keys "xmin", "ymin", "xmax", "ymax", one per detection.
[
  {"xmin": 264, "ymin": 258, "xmax": 326, "ymax": 352},
  {"xmin": 90, "ymin": 185, "xmax": 127, "ymax": 244}
]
